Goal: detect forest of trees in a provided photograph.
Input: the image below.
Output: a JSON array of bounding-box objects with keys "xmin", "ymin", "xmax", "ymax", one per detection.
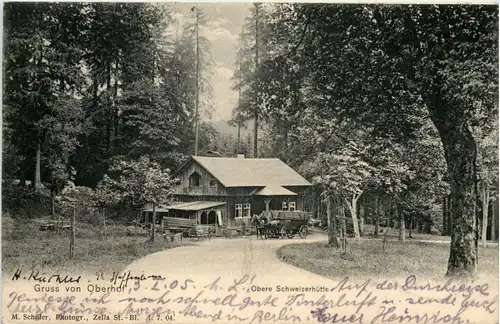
[
  {"xmin": 231, "ymin": 4, "xmax": 499, "ymax": 276},
  {"xmin": 3, "ymin": 3, "xmax": 498, "ymax": 277},
  {"xmin": 3, "ymin": 3, "xmax": 233, "ymax": 190}
]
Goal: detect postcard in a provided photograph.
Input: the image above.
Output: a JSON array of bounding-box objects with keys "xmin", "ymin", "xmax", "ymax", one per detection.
[{"xmin": 2, "ymin": 1, "xmax": 498, "ymax": 324}]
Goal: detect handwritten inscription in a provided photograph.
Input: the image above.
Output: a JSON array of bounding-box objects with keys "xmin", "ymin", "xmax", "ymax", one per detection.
[
  {"xmin": 11, "ymin": 269, "xmax": 81, "ymax": 284},
  {"xmin": 4, "ymin": 273, "xmax": 498, "ymax": 323},
  {"xmin": 96, "ymin": 270, "xmax": 166, "ymax": 288}
]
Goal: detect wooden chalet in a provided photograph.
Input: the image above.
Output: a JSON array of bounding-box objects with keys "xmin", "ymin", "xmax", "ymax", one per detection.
[{"xmin": 142, "ymin": 154, "xmax": 312, "ymax": 236}]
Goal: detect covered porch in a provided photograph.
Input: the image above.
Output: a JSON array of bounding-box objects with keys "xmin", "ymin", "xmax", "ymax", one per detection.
[
  {"xmin": 142, "ymin": 201, "xmax": 226, "ymax": 236},
  {"xmin": 252, "ymin": 185, "xmax": 304, "ymax": 214}
]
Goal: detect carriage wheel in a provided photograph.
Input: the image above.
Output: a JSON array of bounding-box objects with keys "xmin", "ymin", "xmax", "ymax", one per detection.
[
  {"xmin": 299, "ymin": 225, "xmax": 308, "ymax": 239},
  {"xmin": 280, "ymin": 227, "xmax": 287, "ymax": 239}
]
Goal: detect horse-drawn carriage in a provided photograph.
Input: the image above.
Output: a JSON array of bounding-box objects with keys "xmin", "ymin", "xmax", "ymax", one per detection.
[{"xmin": 252, "ymin": 210, "xmax": 310, "ymax": 239}]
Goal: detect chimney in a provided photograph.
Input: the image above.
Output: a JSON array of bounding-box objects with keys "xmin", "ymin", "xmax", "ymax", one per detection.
[{"xmin": 237, "ymin": 154, "xmax": 245, "ymax": 159}]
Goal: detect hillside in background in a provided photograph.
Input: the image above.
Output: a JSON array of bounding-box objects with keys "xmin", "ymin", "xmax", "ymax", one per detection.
[{"xmin": 210, "ymin": 119, "xmax": 254, "ymax": 137}]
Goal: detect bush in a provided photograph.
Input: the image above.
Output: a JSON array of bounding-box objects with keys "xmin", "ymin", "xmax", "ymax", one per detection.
[
  {"xmin": 430, "ymin": 226, "xmax": 441, "ymax": 235},
  {"xmin": 2, "ymin": 183, "xmax": 51, "ymax": 218}
]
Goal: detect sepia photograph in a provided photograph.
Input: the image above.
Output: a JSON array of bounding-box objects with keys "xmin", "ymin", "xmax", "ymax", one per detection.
[{"xmin": 2, "ymin": 2, "xmax": 499, "ymax": 324}]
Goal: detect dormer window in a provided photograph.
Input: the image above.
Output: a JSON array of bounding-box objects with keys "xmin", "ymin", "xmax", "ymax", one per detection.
[{"xmin": 189, "ymin": 172, "xmax": 201, "ymax": 187}]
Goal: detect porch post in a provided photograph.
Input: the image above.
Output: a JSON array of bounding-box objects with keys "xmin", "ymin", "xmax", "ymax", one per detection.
[
  {"xmin": 213, "ymin": 209, "xmax": 218, "ymax": 235},
  {"xmin": 264, "ymin": 198, "xmax": 271, "ymax": 211}
]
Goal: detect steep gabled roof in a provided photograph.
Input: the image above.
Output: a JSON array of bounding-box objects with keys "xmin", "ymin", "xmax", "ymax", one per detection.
[{"xmin": 183, "ymin": 156, "xmax": 311, "ymax": 188}]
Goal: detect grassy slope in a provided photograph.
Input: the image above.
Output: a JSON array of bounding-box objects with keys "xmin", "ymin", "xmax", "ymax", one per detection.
[
  {"xmin": 2, "ymin": 217, "xmax": 190, "ymax": 275},
  {"xmin": 277, "ymin": 240, "xmax": 499, "ymax": 282}
]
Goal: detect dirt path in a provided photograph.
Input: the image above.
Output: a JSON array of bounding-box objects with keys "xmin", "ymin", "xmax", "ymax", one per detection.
[
  {"xmin": 2, "ymin": 234, "xmax": 497, "ymax": 324},
  {"xmin": 125, "ymin": 234, "xmax": 327, "ymax": 281},
  {"xmin": 119, "ymin": 234, "xmax": 497, "ymax": 324}
]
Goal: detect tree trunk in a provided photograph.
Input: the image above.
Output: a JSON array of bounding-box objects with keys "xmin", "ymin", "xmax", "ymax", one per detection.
[
  {"xmin": 151, "ymin": 203, "xmax": 156, "ymax": 241},
  {"xmin": 51, "ymin": 188, "xmax": 56, "ymax": 216},
  {"xmin": 374, "ymin": 194, "xmax": 380, "ymax": 237},
  {"xmin": 311, "ymin": 188, "xmax": 318, "ymax": 219},
  {"xmin": 397, "ymin": 205, "xmax": 405, "ymax": 242},
  {"xmin": 70, "ymin": 204, "xmax": 75, "ymax": 259},
  {"xmin": 194, "ymin": 7, "xmax": 200, "ymax": 156},
  {"xmin": 237, "ymin": 124, "xmax": 241, "ymax": 154},
  {"xmin": 359, "ymin": 195, "xmax": 365, "ymax": 235},
  {"xmin": 447, "ymin": 195, "xmax": 453, "ymax": 235},
  {"xmin": 339, "ymin": 203, "xmax": 347, "ymax": 252},
  {"xmin": 359, "ymin": 204, "xmax": 365, "ymax": 236},
  {"xmin": 106, "ymin": 62, "xmax": 112, "ymax": 155},
  {"xmin": 407, "ymin": 215, "xmax": 412, "ymax": 238},
  {"xmin": 103, "ymin": 207, "xmax": 107, "ymax": 238},
  {"xmin": 319, "ymin": 193, "xmax": 323, "ymax": 220},
  {"xmin": 442, "ymin": 196, "xmax": 448, "ymax": 235},
  {"xmin": 446, "ymin": 156, "xmax": 477, "ymax": 277},
  {"xmin": 327, "ymin": 195, "xmax": 338, "ymax": 247},
  {"xmin": 490, "ymin": 199, "xmax": 497, "ymax": 242},
  {"xmin": 18, "ymin": 160, "xmax": 29, "ymax": 188},
  {"xmin": 392, "ymin": 205, "xmax": 398, "ymax": 229},
  {"xmin": 481, "ymin": 187, "xmax": 489, "ymax": 248},
  {"xmin": 253, "ymin": 115, "xmax": 258, "ymax": 158},
  {"xmin": 34, "ymin": 32, "xmax": 42, "ymax": 193},
  {"xmin": 34, "ymin": 143, "xmax": 42, "ymax": 192},
  {"xmin": 346, "ymin": 194, "xmax": 360, "ymax": 240},
  {"xmin": 135, "ymin": 211, "xmax": 140, "ymax": 236},
  {"xmin": 57, "ymin": 211, "xmax": 61, "ymax": 234},
  {"xmin": 387, "ymin": 204, "xmax": 393, "ymax": 228},
  {"xmin": 236, "ymin": 26, "xmax": 244, "ymax": 155},
  {"xmin": 253, "ymin": 4, "xmax": 260, "ymax": 159},
  {"xmin": 113, "ymin": 59, "xmax": 119, "ymax": 145},
  {"xmin": 429, "ymin": 108, "xmax": 478, "ymax": 277}
]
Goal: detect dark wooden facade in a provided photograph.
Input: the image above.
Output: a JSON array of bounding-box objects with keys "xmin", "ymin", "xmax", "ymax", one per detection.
[
  {"xmin": 171, "ymin": 159, "xmax": 310, "ymax": 230},
  {"xmin": 174, "ymin": 161, "xmax": 227, "ymax": 196}
]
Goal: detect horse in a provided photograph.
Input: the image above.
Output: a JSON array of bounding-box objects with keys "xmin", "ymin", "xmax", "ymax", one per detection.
[
  {"xmin": 251, "ymin": 214, "xmax": 267, "ymax": 239},
  {"xmin": 258, "ymin": 212, "xmax": 282, "ymax": 238}
]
